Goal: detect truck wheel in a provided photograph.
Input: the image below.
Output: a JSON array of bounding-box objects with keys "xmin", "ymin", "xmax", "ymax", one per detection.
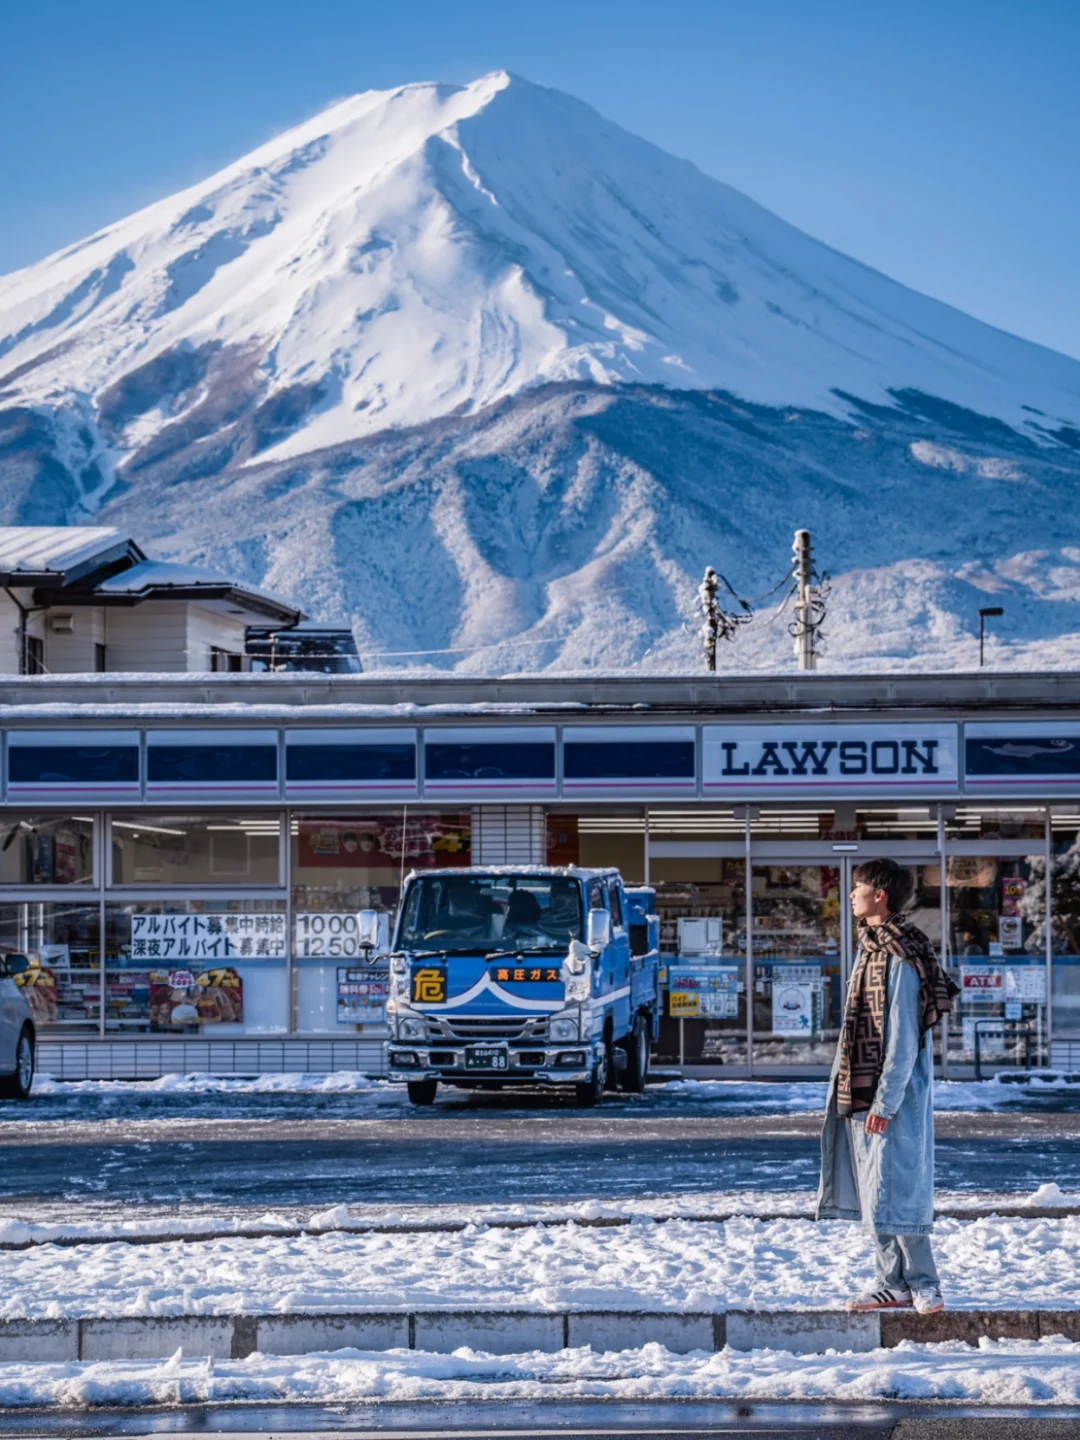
[
  {"xmin": 620, "ymin": 1014, "xmax": 650, "ymax": 1094},
  {"xmin": 407, "ymin": 1079, "xmax": 438, "ymax": 1106},
  {"xmin": 0, "ymin": 1028, "xmax": 33, "ymax": 1100},
  {"xmin": 575, "ymin": 1051, "xmax": 606, "ymax": 1106}
]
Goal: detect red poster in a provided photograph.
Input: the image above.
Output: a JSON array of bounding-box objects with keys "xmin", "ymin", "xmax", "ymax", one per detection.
[{"xmin": 298, "ymin": 816, "xmax": 470, "ymax": 869}]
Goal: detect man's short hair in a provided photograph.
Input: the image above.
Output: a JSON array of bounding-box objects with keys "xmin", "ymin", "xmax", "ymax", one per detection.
[{"xmin": 852, "ymin": 858, "xmax": 914, "ymax": 914}]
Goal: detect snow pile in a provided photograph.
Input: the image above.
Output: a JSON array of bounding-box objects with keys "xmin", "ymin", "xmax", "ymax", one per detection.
[
  {"xmin": 1, "ymin": 1338, "xmax": 1080, "ymax": 1407},
  {"xmin": 1, "ymin": 1215, "xmax": 1077, "ymax": 1319}
]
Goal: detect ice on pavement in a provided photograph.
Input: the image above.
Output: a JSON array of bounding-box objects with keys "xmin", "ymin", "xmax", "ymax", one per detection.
[
  {"xmin": 28, "ymin": 1070, "xmax": 1080, "ymax": 1109},
  {"xmin": 2, "ymin": 1214, "xmax": 1078, "ymax": 1320},
  {"xmin": 1, "ymin": 1337, "xmax": 1080, "ymax": 1407}
]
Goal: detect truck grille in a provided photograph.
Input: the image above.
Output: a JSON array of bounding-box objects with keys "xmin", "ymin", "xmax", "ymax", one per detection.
[{"xmin": 426, "ymin": 1015, "xmax": 549, "ymax": 1043}]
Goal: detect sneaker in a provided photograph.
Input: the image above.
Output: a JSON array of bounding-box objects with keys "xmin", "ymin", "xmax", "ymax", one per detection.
[
  {"xmin": 845, "ymin": 1286, "xmax": 913, "ymax": 1312},
  {"xmin": 913, "ymin": 1289, "xmax": 945, "ymax": 1314}
]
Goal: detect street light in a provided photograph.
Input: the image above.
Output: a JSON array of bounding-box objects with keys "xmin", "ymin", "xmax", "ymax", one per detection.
[{"xmin": 978, "ymin": 606, "xmax": 1003, "ymax": 667}]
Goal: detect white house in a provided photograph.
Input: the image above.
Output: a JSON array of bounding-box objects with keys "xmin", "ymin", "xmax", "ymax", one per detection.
[{"xmin": 0, "ymin": 527, "xmax": 304, "ymax": 673}]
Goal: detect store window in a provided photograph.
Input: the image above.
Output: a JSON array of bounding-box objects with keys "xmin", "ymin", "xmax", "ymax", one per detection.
[
  {"xmin": 290, "ymin": 813, "xmax": 470, "ymax": 1033},
  {"xmin": 103, "ymin": 899, "xmax": 287, "ymax": 1034},
  {"xmin": 945, "ymin": 808, "xmax": 1046, "ymax": 841},
  {"xmin": 933, "ymin": 854, "xmax": 1047, "ymax": 1067},
  {"xmin": 0, "ymin": 815, "xmax": 94, "ymax": 885},
  {"xmin": 651, "ymin": 859, "xmax": 748, "ymax": 1066},
  {"xmin": 854, "ymin": 808, "xmax": 939, "ymax": 841},
  {"xmin": 751, "ymin": 864, "xmax": 842, "ymax": 1067},
  {"xmin": 109, "ymin": 815, "xmax": 281, "ymax": 885},
  {"xmin": 1050, "ymin": 817, "xmax": 1080, "ymax": 1041},
  {"xmin": 0, "ymin": 901, "xmax": 100, "ymax": 1033},
  {"xmin": 545, "ymin": 813, "xmax": 645, "ymax": 881}
]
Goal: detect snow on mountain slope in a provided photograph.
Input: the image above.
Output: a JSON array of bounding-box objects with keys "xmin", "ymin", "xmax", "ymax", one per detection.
[
  {"xmin": 2, "ymin": 70, "xmax": 1079, "ymax": 467},
  {"xmin": 2, "ymin": 71, "xmax": 1080, "ymax": 673}
]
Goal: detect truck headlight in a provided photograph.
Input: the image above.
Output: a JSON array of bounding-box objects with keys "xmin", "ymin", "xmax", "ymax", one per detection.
[
  {"xmin": 398, "ymin": 1014, "xmax": 425, "ymax": 1040},
  {"xmin": 390, "ymin": 954, "xmax": 409, "ymax": 975},
  {"xmin": 549, "ymin": 1013, "xmax": 579, "ymax": 1043}
]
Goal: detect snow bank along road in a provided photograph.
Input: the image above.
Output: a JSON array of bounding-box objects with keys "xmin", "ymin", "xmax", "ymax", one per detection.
[{"xmin": 1, "ymin": 1214, "xmax": 1077, "ymax": 1322}]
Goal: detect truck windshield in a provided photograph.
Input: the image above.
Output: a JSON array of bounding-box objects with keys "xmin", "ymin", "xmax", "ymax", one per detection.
[{"xmin": 398, "ymin": 874, "xmax": 584, "ymax": 954}]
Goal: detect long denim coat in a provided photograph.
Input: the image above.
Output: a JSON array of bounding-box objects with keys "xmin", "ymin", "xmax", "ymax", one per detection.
[{"xmin": 816, "ymin": 952, "xmax": 935, "ymax": 1237}]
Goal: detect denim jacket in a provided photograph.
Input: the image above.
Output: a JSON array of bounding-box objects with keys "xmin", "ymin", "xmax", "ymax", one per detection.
[{"xmin": 816, "ymin": 950, "xmax": 935, "ymax": 1236}]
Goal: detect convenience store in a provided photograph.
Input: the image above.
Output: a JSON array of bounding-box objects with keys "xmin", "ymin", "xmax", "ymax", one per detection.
[{"xmin": 4, "ymin": 668, "xmax": 1079, "ymax": 1080}]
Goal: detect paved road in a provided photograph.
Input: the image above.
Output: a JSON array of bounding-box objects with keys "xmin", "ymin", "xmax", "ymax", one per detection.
[
  {"xmin": 0, "ymin": 1401, "xmax": 1078, "ymax": 1437},
  {"xmin": 0, "ymin": 1109, "xmax": 1076, "ymax": 1208}
]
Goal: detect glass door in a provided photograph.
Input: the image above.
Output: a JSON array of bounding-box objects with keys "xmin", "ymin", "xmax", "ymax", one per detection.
[
  {"xmin": 750, "ymin": 862, "xmax": 844, "ymax": 1070},
  {"xmin": 749, "ymin": 857, "xmax": 942, "ymax": 1072}
]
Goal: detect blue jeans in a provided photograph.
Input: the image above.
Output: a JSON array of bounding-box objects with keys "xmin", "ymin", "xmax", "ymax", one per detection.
[{"xmin": 874, "ymin": 1232, "xmax": 940, "ymax": 1294}]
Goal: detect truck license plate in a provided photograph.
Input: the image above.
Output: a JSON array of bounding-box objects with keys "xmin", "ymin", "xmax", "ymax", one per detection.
[{"xmin": 465, "ymin": 1046, "xmax": 509, "ymax": 1071}]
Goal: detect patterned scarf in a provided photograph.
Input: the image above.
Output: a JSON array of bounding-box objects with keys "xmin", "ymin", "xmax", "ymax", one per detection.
[{"xmin": 836, "ymin": 914, "xmax": 959, "ymax": 1117}]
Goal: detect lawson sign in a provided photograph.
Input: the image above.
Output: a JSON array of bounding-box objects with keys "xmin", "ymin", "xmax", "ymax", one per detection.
[{"xmin": 703, "ymin": 724, "xmax": 959, "ymax": 795}]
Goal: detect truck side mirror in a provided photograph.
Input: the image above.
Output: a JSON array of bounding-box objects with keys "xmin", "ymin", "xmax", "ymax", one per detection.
[
  {"xmin": 356, "ymin": 910, "xmax": 380, "ymax": 952},
  {"xmin": 586, "ymin": 909, "xmax": 611, "ymax": 953}
]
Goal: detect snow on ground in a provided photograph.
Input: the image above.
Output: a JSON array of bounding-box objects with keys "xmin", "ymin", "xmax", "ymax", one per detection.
[
  {"xmin": 2, "ymin": 1186, "xmax": 1076, "ymax": 1251},
  {"xmin": 1, "ymin": 1214, "xmax": 1077, "ymax": 1320},
  {"xmin": 1, "ymin": 1338, "xmax": 1079, "ymax": 1408}
]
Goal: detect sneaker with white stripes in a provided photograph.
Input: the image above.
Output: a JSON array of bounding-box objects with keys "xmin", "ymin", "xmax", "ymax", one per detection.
[
  {"xmin": 845, "ymin": 1286, "xmax": 914, "ymax": 1312},
  {"xmin": 913, "ymin": 1288, "xmax": 945, "ymax": 1314}
]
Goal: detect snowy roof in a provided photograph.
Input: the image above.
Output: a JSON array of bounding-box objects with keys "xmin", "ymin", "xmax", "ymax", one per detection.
[
  {"xmin": 0, "ymin": 527, "xmax": 142, "ymax": 584},
  {"xmin": 96, "ymin": 560, "xmax": 303, "ymax": 621}
]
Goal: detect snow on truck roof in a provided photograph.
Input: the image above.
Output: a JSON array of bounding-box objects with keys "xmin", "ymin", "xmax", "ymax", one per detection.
[{"xmin": 402, "ymin": 865, "xmax": 622, "ymax": 881}]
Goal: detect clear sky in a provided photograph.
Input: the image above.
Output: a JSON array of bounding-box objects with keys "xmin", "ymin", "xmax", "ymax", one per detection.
[{"xmin": 2, "ymin": 0, "xmax": 1077, "ymax": 358}]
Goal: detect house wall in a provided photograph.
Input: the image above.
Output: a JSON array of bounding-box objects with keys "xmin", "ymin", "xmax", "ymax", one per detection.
[
  {"xmin": 104, "ymin": 603, "xmax": 192, "ymax": 673},
  {"xmin": 43, "ymin": 606, "xmax": 105, "ymax": 673},
  {"xmin": 0, "ymin": 593, "xmax": 23, "ymax": 674},
  {"xmin": 186, "ymin": 605, "xmax": 248, "ymax": 670}
]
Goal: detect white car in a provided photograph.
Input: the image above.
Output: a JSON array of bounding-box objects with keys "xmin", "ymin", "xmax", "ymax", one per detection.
[{"xmin": 0, "ymin": 954, "xmax": 35, "ymax": 1099}]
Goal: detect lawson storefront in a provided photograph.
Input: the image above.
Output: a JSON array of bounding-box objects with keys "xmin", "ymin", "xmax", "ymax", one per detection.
[{"xmin": 2, "ymin": 669, "xmax": 1080, "ymax": 1079}]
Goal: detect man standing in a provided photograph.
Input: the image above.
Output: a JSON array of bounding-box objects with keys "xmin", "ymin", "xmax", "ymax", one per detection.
[{"xmin": 817, "ymin": 859, "xmax": 958, "ymax": 1314}]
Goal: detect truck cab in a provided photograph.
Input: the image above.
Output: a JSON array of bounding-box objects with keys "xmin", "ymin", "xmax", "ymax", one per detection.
[{"xmin": 385, "ymin": 866, "xmax": 659, "ymax": 1105}]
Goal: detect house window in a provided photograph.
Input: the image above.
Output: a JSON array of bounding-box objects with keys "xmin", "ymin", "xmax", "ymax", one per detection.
[
  {"xmin": 211, "ymin": 647, "xmax": 243, "ymax": 672},
  {"xmin": 23, "ymin": 635, "xmax": 44, "ymax": 675},
  {"xmin": 95, "ymin": 643, "xmax": 107, "ymax": 673}
]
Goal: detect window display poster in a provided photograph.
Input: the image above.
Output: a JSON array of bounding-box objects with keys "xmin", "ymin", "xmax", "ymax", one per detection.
[
  {"xmin": 961, "ymin": 964, "xmax": 1004, "ymax": 1001},
  {"xmin": 299, "ymin": 816, "xmax": 470, "ymax": 869},
  {"xmin": 149, "ymin": 967, "xmax": 244, "ymax": 1027},
  {"xmin": 772, "ymin": 981, "xmax": 818, "ymax": 1034},
  {"xmin": 131, "ymin": 914, "xmax": 286, "ymax": 960},
  {"xmin": 1005, "ymin": 965, "xmax": 1047, "ymax": 1003},
  {"xmin": 669, "ymin": 966, "xmax": 739, "ymax": 1019},
  {"xmin": 1001, "ymin": 877, "xmax": 1027, "ymax": 918},
  {"xmin": 336, "ymin": 966, "xmax": 390, "ymax": 1024},
  {"xmin": 998, "ymin": 915, "xmax": 1023, "ymax": 950}
]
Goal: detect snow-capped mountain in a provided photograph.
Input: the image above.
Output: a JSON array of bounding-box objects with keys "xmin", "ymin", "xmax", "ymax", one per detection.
[{"xmin": 2, "ymin": 71, "xmax": 1079, "ymax": 672}]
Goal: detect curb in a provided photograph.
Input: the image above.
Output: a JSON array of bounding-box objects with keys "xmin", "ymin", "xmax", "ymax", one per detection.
[
  {"xmin": 0, "ymin": 1307, "xmax": 1077, "ymax": 1362},
  {"xmin": 3, "ymin": 1204, "xmax": 1076, "ymax": 1252}
]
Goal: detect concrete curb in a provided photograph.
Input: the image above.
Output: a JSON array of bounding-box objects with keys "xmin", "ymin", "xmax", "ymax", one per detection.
[
  {"xmin": 3, "ymin": 1204, "xmax": 1076, "ymax": 1251},
  {"xmin": 0, "ymin": 1307, "xmax": 1076, "ymax": 1362}
]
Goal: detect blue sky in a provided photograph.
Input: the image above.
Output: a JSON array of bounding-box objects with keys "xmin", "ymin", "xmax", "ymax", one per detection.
[{"xmin": 3, "ymin": 0, "xmax": 1077, "ymax": 358}]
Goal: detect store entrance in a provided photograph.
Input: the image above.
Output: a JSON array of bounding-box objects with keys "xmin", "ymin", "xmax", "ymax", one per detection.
[{"xmin": 750, "ymin": 856, "xmax": 942, "ymax": 1074}]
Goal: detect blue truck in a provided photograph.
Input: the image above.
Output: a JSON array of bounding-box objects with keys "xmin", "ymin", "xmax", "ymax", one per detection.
[{"xmin": 385, "ymin": 866, "xmax": 660, "ymax": 1105}]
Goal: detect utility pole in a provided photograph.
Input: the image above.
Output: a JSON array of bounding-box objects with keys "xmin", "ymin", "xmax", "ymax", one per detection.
[
  {"xmin": 699, "ymin": 567, "xmax": 719, "ymax": 672},
  {"xmin": 792, "ymin": 529, "xmax": 816, "ymax": 672},
  {"xmin": 978, "ymin": 606, "xmax": 1003, "ymax": 667}
]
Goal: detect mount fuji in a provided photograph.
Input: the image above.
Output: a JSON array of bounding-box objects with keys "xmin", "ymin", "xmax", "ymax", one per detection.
[{"xmin": 2, "ymin": 70, "xmax": 1079, "ymax": 672}]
